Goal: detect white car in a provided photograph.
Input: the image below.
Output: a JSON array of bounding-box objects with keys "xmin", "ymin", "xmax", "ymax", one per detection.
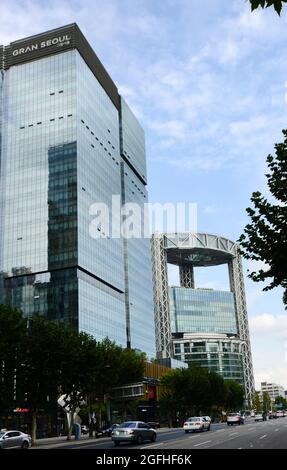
[
  {"xmin": 183, "ymin": 417, "xmax": 210, "ymax": 433},
  {"xmin": 276, "ymin": 411, "xmax": 284, "ymax": 418},
  {"xmin": 254, "ymin": 413, "xmax": 263, "ymax": 422},
  {"xmin": 203, "ymin": 416, "xmax": 211, "ymax": 423},
  {"xmin": 227, "ymin": 413, "xmax": 244, "ymax": 426}
]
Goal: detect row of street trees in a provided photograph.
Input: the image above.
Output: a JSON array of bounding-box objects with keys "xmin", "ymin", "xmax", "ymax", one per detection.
[
  {"xmin": 0, "ymin": 305, "xmax": 145, "ymax": 443},
  {"xmin": 158, "ymin": 366, "xmax": 245, "ymax": 426}
]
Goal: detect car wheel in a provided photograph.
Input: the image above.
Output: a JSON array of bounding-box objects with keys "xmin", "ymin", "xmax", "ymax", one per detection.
[
  {"xmin": 21, "ymin": 441, "xmax": 29, "ymax": 449},
  {"xmin": 208, "ymin": 425, "xmax": 211, "ymax": 431},
  {"xmin": 185, "ymin": 430, "xmax": 189, "ymax": 434},
  {"xmin": 151, "ymin": 433, "xmax": 156, "ymax": 443},
  {"xmin": 114, "ymin": 441, "xmax": 120, "ymax": 447},
  {"xmin": 136, "ymin": 434, "xmax": 143, "ymax": 445}
]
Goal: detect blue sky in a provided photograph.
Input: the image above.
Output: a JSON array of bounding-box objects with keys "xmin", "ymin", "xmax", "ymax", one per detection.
[{"xmin": 1, "ymin": 0, "xmax": 287, "ymax": 388}]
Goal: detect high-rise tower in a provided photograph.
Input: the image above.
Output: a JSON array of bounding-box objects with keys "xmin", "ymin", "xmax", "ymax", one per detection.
[
  {"xmin": 151, "ymin": 232, "xmax": 255, "ymax": 402},
  {"xmin": 0, "ymin": 24, "xmax": 155, "ymax": 357}
]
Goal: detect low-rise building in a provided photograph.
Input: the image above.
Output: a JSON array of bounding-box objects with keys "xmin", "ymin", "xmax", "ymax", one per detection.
[{"xmin": 260, "ymin": 382, "xmax": 285, "ymax": 402}]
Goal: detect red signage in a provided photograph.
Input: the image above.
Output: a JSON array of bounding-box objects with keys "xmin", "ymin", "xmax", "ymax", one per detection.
[
  {"xmin": 14, "ymin": 408, "xmax": 29, "ymax": 413},
  {"xmin": 147, "ymin": 386, "xmax": 156, "ymax": 400}
]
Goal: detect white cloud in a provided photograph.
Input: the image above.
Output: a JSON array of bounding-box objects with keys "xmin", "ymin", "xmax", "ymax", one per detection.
[
  {"xmin": 168, "ymin": 153, "xmax": 232, "ymax": 172},
  {"xmin": 250, "ymin": 313, "xmax": 287, "ymax": 389},
  {"xmin": 250, "ymin": 314, "xmax": 287, "ymax": 338},
  {"xmin": 149, "ymin": 120, "xmax": 187, "ymax": 141},
  {"xmin": 203, "ymin": 205, "xmax": 217, "ymax": 214},
  {"xmin": 254, "ymin": 366, "xmax": 287, "ymax": 390}
]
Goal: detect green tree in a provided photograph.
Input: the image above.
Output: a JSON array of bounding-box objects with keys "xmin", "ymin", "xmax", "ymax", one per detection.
[
  {"xmin": 19, "ymin": 315, "xmax": 69, "ymax": 443},
  {"xmin": 252, "ymin": 392, "xmax": 263, "ymax": 411},
  {"xmin": 224, "ymin": 381, "xmax": 245, "ymax": 411},
  {"xmin": 249, "ymin": 0, "xmax": 287, "ymax": 15},
  {"xmin": 159, "ymin": 365, "xmax": 233, "ymax": 421},
  {"xmin": 274, "ymin": 395, "xmax": 287, "ymax": 407},
  {"xmin": 0, "ymin": 305, "xmax": 26, "ymax": 418},
  {"xmin": 60, "ymin": 336, "xmax": 145, "ymax": 439},
  {"xmin": 262, "ymin": 391, "xmax": 272, "ymax": 412},
  {"xmin": 239, "ymin": 130, "xmax": 287, "ymax": 308}
]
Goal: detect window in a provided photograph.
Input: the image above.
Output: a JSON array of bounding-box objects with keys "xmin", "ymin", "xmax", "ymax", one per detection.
[{"xmin": 174, "ymin": 343, "xmax": 181, "ymax": 354}]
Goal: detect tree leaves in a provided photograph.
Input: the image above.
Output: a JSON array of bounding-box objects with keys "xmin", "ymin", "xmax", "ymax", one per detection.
[
  {"xmin": 239, "ymin": 129, "xmax": 287, "ymax": 308},
  {"xmin": 0, "ymin": 307, "xmax": 145, "ymax": 438},
  {"xmin": 249, "ymin": 0, "xmax": 287, "ymax": 15},
  {"xmin": 159, "ymin": 366, "xmax": 244, "ymax": 419}
]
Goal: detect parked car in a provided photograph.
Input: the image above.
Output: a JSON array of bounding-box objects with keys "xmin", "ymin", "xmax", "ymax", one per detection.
[
  {"xmin": 269, "ymin": 412, "xmax": 277, "ymax": 419},
  {"xmin": 81, "ymin": 425, "xmax": 89, "ymax": 435},
  {"xmin": 254, "ymin": 412, "xmax": 263, "ymax": 422},
  {"xmin": 276, "ymin": 411, "xmax": 284, "ymax": 418},
  {"xmin": 0, "ymin": 430, "xmax": 31, "ymax": 449},
  {"xmin": 111, "ymin": 421, "xmax": 156, "ymax": 446},
  {"xmin": 102, "ymin": 424, "xmax": 120, "ymax": 437},
  {"xmin": 227, "ymin": 413, "xmax": 244, "ymax": 426},
  {"xmin": 147, "ymin": 421, "xmax": 160, "ymax": 429},
  {"xmin": 202, "ymin": 416, "xmax": 211, "ymax": 424},
  {"xmin": 183, "ymin": 417, "xmax": 210, "ymax": 433}
]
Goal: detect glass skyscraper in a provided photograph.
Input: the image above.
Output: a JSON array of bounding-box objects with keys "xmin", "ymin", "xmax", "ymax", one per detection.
[
  {"xmin": 169, "ymin": 287, "xmax": 243, "ymax": 382},
  {"xmin": 169, "ymin": 288, "xmax": 238, "ymax": 336},
  {"xmin": 0, "ymin": 24, "xmax": 155, "ymax": 357}
]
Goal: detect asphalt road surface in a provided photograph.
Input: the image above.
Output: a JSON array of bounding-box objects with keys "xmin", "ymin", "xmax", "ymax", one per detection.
[{"xmin": 35, "ymin": 418, "xmax": 287, "ymax": 449}]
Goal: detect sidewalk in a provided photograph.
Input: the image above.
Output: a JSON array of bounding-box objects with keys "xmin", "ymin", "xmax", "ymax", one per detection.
[
  {"xmin": 34, "ymin": 427, "xmax": 173, "ymax": 447},
  {"xmin": 34, "ymin": 434, "xmax": 99, "ymax": 447}
]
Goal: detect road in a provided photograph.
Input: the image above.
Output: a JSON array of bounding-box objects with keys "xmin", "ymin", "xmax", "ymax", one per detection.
[{"xmin": 35, "ymin": 418, "xmax": 287, "ymax": 449}]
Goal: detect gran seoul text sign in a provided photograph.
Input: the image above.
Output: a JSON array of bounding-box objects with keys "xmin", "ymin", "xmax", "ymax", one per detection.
[{"xmin": 12, "ymin": 34, "xmax": 72, "ymax": 57}]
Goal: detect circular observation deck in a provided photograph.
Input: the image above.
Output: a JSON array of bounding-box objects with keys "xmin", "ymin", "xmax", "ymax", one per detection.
[{"xmin": 162, "ymin": 232, "xmax": 238, "ymax": 267}]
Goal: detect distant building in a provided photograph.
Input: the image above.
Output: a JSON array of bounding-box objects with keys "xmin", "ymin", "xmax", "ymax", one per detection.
[
  {"xmin": 260, "ymin": 382, "xmax": 285, "ymax": 402},
  {"xmin": 111, "ymin": 360, "xmax": 186, "ymax": 423}
]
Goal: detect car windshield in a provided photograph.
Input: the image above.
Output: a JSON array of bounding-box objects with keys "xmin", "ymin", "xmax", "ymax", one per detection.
[
  {"xmin": 228, "ymin": 413, "xmax": 239, "ymax": 416},
  {"xmin": 119, "ymin": 422, "xmax": 137, "ymax": 428},
  {"xmin": 0, "ymin": 432, "xmax": 6, "ymax": 438},
  {"xmin": 188, "ymin": 418, "xmax": 201, "ymax": 422}
]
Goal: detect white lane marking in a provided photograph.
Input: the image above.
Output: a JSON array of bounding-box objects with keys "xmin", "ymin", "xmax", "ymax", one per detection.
[
  {"xmin": 142, "ymin": 443, "xmax": 161, "ymax": 449},
  {"xmin": 230, "ymin": 432, "xmax": 238, "ymax": 436},
  {"xmin": 248, "ymin": 428, "xmax": 255, "ymax": 431},
  {"xmin": 193, "ymin": 440, "xmax": 211, "ymax": 447},
  {"xmin": 259, "ymin": 434, "xmax": 267, "ymax": 440},
  {"xmin": 238, "ymin": 447, "xmax": 242, "ymax": 449},
  {"xmin": 274, "ymin": 429, "xmax": 279, "ymax": 432},
  {"xmin": 215, "ymin": 429, "xmax": 225, "ymax": 432}
]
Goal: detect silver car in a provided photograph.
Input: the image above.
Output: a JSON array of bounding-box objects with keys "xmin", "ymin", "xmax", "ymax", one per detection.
[
  {"xmin": 111, "ymin": 421, "xmax": 157, "ymax": 446},
  {"xmin": 0, "ymin": 430, "xmax": 31, "ymax": 449}
]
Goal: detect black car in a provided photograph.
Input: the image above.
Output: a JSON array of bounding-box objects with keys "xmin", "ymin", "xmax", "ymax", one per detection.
[{"xmin": 96, "ymin": 423, "xmax": 120, "ymax": 438}]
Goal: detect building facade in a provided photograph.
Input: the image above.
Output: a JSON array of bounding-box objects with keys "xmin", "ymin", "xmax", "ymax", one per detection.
[
  {"xmin": 0, "ymin": 24, "xmax": 155, "ymax": 357},
  {"xmin": 151, "ymin": 232, "xmax": 255, "ymax": 401},
  {"xmin": 260, "ymin": 382, "xmax": 285, "ymax": 402}
]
